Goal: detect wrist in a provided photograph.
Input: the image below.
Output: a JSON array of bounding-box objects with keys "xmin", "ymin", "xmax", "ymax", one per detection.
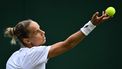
[{"xmin": 80, "ymin": 21, "xmax": 96, "ymax": 36}]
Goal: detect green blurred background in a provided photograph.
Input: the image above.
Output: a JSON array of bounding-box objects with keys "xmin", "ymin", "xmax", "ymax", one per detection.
[{"xmin": 0, "ymin": 0, "xmax": 122, "ymax": 69}]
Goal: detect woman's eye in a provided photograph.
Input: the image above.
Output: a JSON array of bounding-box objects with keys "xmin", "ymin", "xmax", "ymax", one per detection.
[
  {"xmin": 34, "ymin": 31, "xmax": 38, "ymax": 34},
  {"xmin": 35, "ymin": 30, "xmax": 40, "ymax": 34},
  {"xmin": 36, "ymin": 31, "xmax": 39, "ymax": 34}
]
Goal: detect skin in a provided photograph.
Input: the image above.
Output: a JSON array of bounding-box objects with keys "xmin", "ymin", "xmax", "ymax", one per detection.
[
  {"xmin": 23, "ymin": 21, "xmax": 46, "ymax": 48},
  {"xmin": 23, "ymin": 11, "xmax": 110, "ymax": 59}
]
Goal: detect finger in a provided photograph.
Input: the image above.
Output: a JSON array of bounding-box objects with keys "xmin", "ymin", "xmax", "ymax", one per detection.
[
  {"xmin": 92, "ymin": 12, "xmax": 99, "ymax": 19},
  {"xmin": 96, "ymin": 12, "xmax": 99, "ymax": 17},
  {"xmin": 99, "ymin": 11, "xmax": 108, "ymax": 19},
  {"xmin": 103, "ymin": 16, "xmax": 111, "ymax": 20},
  {"xmin": 99, "ymin": 14, "xmax": 105, "ymax": 20},
  {"xmin": 102, "ymin": 11, "xmax": 108, "ymax": 17},
  {"xmin": 102, "ymin": 11, "xmax": 104, "ymax": 15}
]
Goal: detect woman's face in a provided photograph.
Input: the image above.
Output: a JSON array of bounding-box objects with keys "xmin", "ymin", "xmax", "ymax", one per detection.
[{"xmin": 27, "ymin": 21, "xmax": 46, "ymax": 46}]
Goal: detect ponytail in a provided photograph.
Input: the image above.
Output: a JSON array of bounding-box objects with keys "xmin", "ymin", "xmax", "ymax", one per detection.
[
  {"xmin": 4, "ymin": 19, "xmax": 33, "ymax": 46},
  {"xmin": 4, "ymin": 27, "xmax": 16, "ymax": 45}
]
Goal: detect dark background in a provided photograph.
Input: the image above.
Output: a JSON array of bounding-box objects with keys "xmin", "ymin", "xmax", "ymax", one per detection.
[{"xmin": 0, "ymin": 0, "xmax": 122, "ymax": 69}]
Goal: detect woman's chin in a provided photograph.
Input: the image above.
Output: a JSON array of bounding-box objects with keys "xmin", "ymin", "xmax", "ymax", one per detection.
[
  {"xmin": 41, "ymin": 39, "xmax": 46, "ymax": 45},
  {"xmin": 38, "ymin": 39, "xmax": 46, "ymax": 46},
  {"xmin": 43, "ymin": 40, "xmax": 46, "ymax": 44}
]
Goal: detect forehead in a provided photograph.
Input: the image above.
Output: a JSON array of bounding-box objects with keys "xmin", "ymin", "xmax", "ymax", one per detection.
[
  {"xmin": 30, "ymin": 21, "xmax": 39, "ymax": 28},
  {"xmin": 28, "ymin": 21, "xmax": 40, "ymax": 32}
]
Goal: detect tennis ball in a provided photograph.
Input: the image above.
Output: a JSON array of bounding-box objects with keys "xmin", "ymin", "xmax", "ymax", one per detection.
[{"xmin": 105, "ymin": 7, "xmax": 116, "ymax": 16}]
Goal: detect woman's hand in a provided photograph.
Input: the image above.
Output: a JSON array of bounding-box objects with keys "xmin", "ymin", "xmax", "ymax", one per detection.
[{"xmin": 91, "ymin": 11, "xmax": 111, "ymax": 25}]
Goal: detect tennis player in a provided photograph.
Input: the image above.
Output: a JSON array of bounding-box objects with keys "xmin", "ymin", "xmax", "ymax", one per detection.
[{"xmin": 5, "ymin": 11, "xmax": 110, "ymax": 69}]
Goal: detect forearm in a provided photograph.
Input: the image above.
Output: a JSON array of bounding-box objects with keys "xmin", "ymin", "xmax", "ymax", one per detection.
[
  {"xmin": 64, "ymin": 21, "xmax": 96, "ymax": 49},
  {"xmin": 64, "ymin": 31, "xmax": 85, "ymax": 49}
]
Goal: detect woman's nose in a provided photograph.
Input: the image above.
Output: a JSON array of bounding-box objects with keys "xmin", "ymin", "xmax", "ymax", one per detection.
[{"xmin": 42, "ymin": 30, "xmax": 45, "ymax": 34}]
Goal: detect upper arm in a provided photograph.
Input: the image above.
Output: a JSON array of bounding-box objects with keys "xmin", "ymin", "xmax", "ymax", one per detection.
[
  {"xmin": 48, "ymin": 41, "xmax": 73, "ymax": 58},
  {"xmin": 48, "ymin": 31, "xmax": 85, "ymax": 58}
]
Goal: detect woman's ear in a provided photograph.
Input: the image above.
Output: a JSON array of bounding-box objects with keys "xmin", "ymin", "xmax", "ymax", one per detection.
[{"xmin": 22, "ymin": 38, "xmax": 31, "ymax": 45}]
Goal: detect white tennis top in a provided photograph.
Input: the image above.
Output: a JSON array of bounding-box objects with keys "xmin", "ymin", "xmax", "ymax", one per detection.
[{"xmin": 6, "ymin": 46, "xmax": 51, "ymax": 69}]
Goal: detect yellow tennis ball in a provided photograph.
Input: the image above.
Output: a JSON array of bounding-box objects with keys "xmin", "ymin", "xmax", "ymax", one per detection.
[{"xmin": 105, "ymin": 7, "xmax": 116, "ymax": 16}]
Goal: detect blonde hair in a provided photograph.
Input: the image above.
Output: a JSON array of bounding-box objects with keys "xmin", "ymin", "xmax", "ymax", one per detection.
[
  {"xmin": 4, "ymin": 27, "xmax": 16, "ymax": 45},
  {"xmin": 4, "ymin": 19, "xmax": 33, "ymax": 45}
]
